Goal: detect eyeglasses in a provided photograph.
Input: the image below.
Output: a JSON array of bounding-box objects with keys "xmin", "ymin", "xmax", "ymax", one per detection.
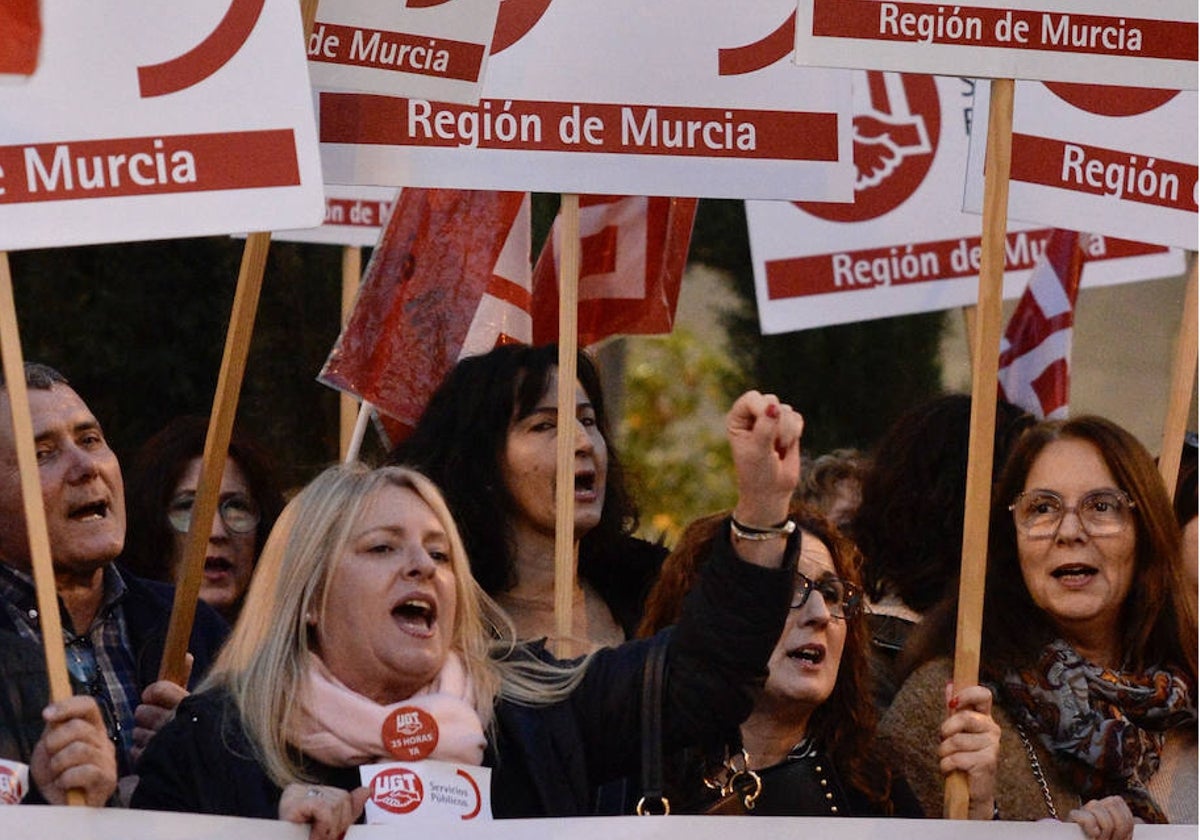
[
  {"xmin": 64, "ymin": 638, "xmax": 123, "ymax": 761},
  {"xmin": 1009, "ymin": 488, "xmax": 1136, "ymax": 539},
  {"xmin": 792, "ymin": 571, "xmax": 862, "ymax": 620},
  {"xmin": 167, "ymin": 492, "xmax": 261, "ymax": 535}
]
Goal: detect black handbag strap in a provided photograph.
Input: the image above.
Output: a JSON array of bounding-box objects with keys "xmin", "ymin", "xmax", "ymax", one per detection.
[{"xmin": 637, "ymin": 636, "xmax": 670, "ymax": 815}]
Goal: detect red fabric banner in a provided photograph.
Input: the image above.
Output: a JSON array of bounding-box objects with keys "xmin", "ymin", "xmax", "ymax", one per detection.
[
  {"xmin": 319, "ymin": 189, "xmax": 530, "ymax": 440},
  {"xmin": 530, "ymin": 195, "xmax": 698, "ymax": 347},
  {"xmin": 997, "ymin": 228, "xmax": 1085, "ymax": 419}
]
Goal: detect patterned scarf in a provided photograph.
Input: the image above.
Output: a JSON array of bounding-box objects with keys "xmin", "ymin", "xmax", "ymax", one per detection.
[{"xmin": 997, "ymin": 639, "xmax": 1196, "ymax": 823}]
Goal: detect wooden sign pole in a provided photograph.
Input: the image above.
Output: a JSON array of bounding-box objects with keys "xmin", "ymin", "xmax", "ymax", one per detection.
[
  {"xmin": 159, "ymin": 231, "xmax": 271, "ymax": 684},
  {"xmin": 339, "ymin": 245, "xmax": 363, "ymax": 461},
  {"xmin": 944, "ymin": 77, "xmax": 1014, "ymax": 820},
  {"xmin": 553, "ymin": 195, "xmax": 581, "ymax": 658},
  {"xmin": 0, "ymin": 252, "xmax": 84, "ymax": 806},
  {"xmin": 1157, "ymin": 254, "xmax": 1198, "ymax": 494},
  {"xmin": 160, "ymin": 1, "xmax": 318, "ymax": 684}
]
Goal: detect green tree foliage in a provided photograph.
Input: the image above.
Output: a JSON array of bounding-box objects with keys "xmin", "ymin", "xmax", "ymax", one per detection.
[{"xmin": 620, "ymin": 327, "xmax": 740, "ymax": 544}]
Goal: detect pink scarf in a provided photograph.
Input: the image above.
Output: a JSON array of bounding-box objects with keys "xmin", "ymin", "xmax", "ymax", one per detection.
[{"xmin": 292, "ymin": 652, "xmax": 486, "ymax": 767}]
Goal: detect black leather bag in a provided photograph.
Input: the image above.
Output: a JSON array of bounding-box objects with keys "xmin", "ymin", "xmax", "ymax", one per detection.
[{"xmin": 637, "ymin": 637, "xmax": 760, "ymax": 816}]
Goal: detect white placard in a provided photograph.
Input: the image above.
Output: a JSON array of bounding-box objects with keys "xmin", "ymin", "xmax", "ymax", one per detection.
[
  {"xmin": 0, "ymin": 759, "xmax": 28, "ymax": 805},
  {"xmin": 0, "ymin": 0, "xmax": 324, "ymax": 251},
  {"xmin": 794, "ymin": 0, "xmax": 1197, "ymax": 88},
  {"xmin": 748, "ymin": 73, "xmax": 1183, "ymax": 334},
  {"xmin": 0, "ymin": 805, "xmax": 1195, "ymax": 839},
  {"xmin": 268, "ymin": 185, "xmax": 397, "ymax": 247},
  {"xmin": 965, "ymin": 82, "xmax": 1198, "ymax": 251},
  {"xmin": 319, "ymin": 0, "xmax": 854, "ymax": 201},
  {"xmin": 360, "ymin": 760, "xmax": 492, "ymax": 824},
  {"xmin": 307, "ymin": 0, "xmax": 501, "ymax": 105}
]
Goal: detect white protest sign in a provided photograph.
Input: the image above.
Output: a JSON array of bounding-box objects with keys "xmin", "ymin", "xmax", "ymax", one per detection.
[
  {"xmin": 0, "ymin": 759, "xmax": 27, "ymax": 805},
  {"xmin": 0, "ymin": 805, "xmax": 1197, "ymax": 839},
  {"xmin": 965, "ymin": 82, "xmax": 1197, "ymax": 251},
  {"xmin": 360, "ymin": 760, "xmax": 492, "ymax": 824},
  {"xmin": 748, "ymin": 73, "xmax": 1182, "ymax": 334},
  {"xmin": 319, "ymin": 0, "xmax": 853, "ymax": 201},
  {"xmin": 794, "ymin": 0, "xmax": 1197, "ymax": 88},
  {"xmin": 267, "ymin": 185, "xmax": 397, "ymax": 247},
  {"xmin": 0, "ymin": 0, "xmax": 324, "ymax": 252},
  {"xmin": 307, "ymin": 0, "xmax": 501, "ymax": 105}
]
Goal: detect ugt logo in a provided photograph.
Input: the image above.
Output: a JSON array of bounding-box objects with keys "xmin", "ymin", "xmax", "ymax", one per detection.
[{"xmin": 371, "ymin": 767, "xmax": 425, "ymax": 815}]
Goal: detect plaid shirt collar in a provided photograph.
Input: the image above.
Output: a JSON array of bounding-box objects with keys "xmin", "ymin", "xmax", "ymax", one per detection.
[{"xmin": 0, "ymin": 560, "xmax": 128, "ymax": 640}]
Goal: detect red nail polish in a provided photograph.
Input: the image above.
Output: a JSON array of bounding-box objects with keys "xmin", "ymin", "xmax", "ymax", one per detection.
[
  {"xmin": 766, "ymin": 404, "xmax": 779, "ymax": 419},
  {"xmin": 948, "ymin": 695, "xmax": 959, "ymax": 711}
]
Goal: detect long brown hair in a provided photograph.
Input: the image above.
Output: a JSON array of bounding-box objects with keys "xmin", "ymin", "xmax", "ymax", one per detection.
[
  {"xmin": 639, "ymin": 506, "xmax": 894, "ymax": 812},
  {"xmin": 904, "ymin": 415, "xmax": 1197, "ymax": 688}
]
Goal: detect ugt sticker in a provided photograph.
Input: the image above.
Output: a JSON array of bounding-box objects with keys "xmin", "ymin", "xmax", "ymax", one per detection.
[
  {"xmin": 0, "ymin": 759, "xmax": 28, "ymax": 805},
  {"xmin": 382, "ymin": 706, "xmax": 439, "ymax": 760},
  {"xmin": 361, "ymin": 760, "xmax": 492, "ymax": 824}
]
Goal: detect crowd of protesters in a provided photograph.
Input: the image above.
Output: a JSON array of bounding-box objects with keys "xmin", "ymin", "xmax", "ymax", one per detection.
[{"xmin": 0, "ymin": 349, "xmax": 1193, "ymax": 840}]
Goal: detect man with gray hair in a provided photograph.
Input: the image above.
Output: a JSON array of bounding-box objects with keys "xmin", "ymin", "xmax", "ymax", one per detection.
[{"xmin": 0, "ymin": 363, "xmax": 227, "ymax": 804}]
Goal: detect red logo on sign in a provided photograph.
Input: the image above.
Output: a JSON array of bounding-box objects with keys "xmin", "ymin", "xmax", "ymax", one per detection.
[
  {"xmin": 1044, "ymin": 82, "xmax": 1178, "ymax": 118},
  {"xmin": 797, "ymin": 72, "xmax": 940, "ymax": 223},
  {"xmin": 0, "ymin": 766, "xmax": 24, "ymax": 805},
  {"xmin": 371, "ymin": 767, "xmax": 424, "ymax": 814},
  {"xmin": 382, "ymin": 707, "xmax": 439, "ymax": 760}
]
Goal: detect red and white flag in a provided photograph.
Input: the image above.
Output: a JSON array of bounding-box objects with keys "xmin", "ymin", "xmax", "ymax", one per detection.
[
  {"xmin": 0, "ymin": 0, "xmax": 41, "ymax": 76},
  {"xmin": 530, "ymin": 195, "xmax": 699, "ymax": 347},
  {"xmin": 998, "ymin": 229, "xmax": 1085, "ymax": 419},
  {"xmin": 319, "ymin": 188, "xmax": 530, "ymax": 441}
]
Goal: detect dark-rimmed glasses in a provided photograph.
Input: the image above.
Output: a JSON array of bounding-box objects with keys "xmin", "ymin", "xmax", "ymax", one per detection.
[
  {"xmin": 1009, "ymin": 488, "xmax": 1135, "ymax": 539},
  {"xmin": 167, "ymin": 492, "xmax": 261, "ymax": 535},
  {"xmin": 792, "ymin": 571, "xmax": 862, "ymax": 620}
]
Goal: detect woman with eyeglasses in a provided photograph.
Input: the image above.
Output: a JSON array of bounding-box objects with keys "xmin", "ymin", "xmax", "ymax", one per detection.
[
  {"xmin": 880, "ymin": 415, "xmax": 1197, "ymax": 839},
  {"xmin": 122, "ymin": 416, "xmax": 285, "ymax": 623},
  {"xmin": 636, "ymin": 506, "xmax": 997, "ymax": 817}
]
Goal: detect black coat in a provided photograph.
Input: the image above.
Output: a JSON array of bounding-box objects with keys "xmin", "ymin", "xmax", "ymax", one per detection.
[
  {"xmin": 131, "ymin": 531, "xmax": 793, "ymax": 819},
  {"xmin": 0, "ymin": 571, "xmax": 229, "ymax": 801}
]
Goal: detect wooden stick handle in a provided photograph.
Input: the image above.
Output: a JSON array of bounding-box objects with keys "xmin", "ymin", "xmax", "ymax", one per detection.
[
  {"xmin": 553, "ymin": 195, "xmax": 581, "ymax": 658},
  {"xmin": 159, "ymin": 232, "xmax": 270, "ymax": 684},
  {"xmin": 339, "ymin": 245, "xmax": 363, "ymax": 461},
  {"xmin": 945, "ymin": 77, "xmax": 1014, "ymax": 820},
  {"xmin": 0, "ymin": 253, "xmax": 85, "ymax": 806},
  {"xmin": 1157, "ymin": 254, "xmax": 1197, "ymax": 493}
]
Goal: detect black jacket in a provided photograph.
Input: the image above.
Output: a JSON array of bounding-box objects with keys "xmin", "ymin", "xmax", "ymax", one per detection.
[
  {"xmin": 0, "ymin": 571, "xmax": 229, "ymax": 799},
  {"xmin": 131, "ymin": 531, "xmax": 792, "ymax": 819}
]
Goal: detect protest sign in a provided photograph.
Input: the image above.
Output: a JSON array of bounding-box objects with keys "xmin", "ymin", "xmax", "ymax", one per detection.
[
  {"xmin": 965, "ymin": 82, "xmax": 1198, "ymax": 251},
  {"xmin": 319, "ymin": 0, "xmax": 853, "ymax": 201},
  {"xmin": 746, "ymin": 73, "xmax": 1181, "ymax": 334},
  {"xmin": 0, "ymin": 804, "xmax": 1197, "ymax": 839},
  {"xmin": 307, "ymin": 0, "xmax": 501, "ymax": 105},
  {"xmin": 268, "ymin": 184, "xmax": 398, "ymax": 247},
  {"xmin": 0, "ymin": 0, "xmax": 324, "ymax": 251},
  {"xmin": 795, "ymin": 0, "xmax": 1197, "ymax": 88}
]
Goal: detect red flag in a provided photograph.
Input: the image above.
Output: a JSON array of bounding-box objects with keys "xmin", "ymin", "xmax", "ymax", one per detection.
[
  {"xmin": 530, "ymin": 195, "xmax": 698, "ymax": 347},
  {"xmin": 0, "ymin": 0, "xmax": 41, "ymax": 76},
  {"xmin": 319, "ymin": 189, "xmax": 531, "ymax": 440},
  {"xmin": 998, "ymin": 229, "xmax": 1085, "ymax": 419}
]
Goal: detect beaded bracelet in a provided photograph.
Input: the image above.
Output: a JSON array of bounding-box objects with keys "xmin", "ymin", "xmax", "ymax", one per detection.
[{"xmin": 729, "ymin": 515, "xmax": 796, "ymax": 541}]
